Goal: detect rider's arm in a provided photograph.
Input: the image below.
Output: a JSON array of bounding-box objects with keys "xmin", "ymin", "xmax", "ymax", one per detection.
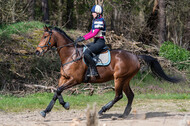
[
  {"xmin": 83, "ymin": 30, "xmax": 92, "ymax": 38},
  {"xmin": 83, "ymin": 29, "xmax": 100, "ymax": 40}
]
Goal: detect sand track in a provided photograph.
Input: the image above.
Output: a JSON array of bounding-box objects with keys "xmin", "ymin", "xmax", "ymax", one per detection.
[{"xmin": 0, "ymin": 99, "xmax": 190, "ymax": 126}]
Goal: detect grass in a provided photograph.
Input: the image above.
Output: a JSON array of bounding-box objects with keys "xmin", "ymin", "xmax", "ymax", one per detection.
[
  {"xmin": 130, "ymin": 71, "xmax": 190, "ymax": 94},
  {"xmin": 0, "ymin": 92, "xmax": 189, "ymax": 112},
  {"xmin": 0, "ymin": 21, "xmax": 44, "ymax": 38}
]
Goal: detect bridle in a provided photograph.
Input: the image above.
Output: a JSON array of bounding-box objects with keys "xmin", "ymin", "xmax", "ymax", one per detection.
[
  {"xmin": 37, "ymin": 29, "xmax": 82, "ymax": 68},
  {"xmin": 37, "ymin": 29, "xmax": 53, "ymax": 53},
  {"xmin": 38, "ymin": 29, "xmax": 79, "ymax": 51}
]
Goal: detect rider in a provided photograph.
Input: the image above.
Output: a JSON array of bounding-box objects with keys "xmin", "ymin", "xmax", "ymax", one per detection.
[{"xmin": 75, "ymin": 5, "xmax": 106, "ymax": 77}]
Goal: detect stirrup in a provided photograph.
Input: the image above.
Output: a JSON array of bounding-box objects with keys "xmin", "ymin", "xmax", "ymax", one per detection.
[
  {"xmin": 84, "ymin": 68, "xmax": 90, "ymax": 83},
  {"xmin": 87, "ymin": 67, "xmax": 99, "ymax": 77},
  {"xmin": 87, "ymin": 72, "xmax": 98, "ymax": 77}
]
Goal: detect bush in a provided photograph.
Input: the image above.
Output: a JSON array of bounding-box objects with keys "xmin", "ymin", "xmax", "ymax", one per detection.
[{"xmin": 159, "ymin": 41, "xmax": 190, "ymax": 70}]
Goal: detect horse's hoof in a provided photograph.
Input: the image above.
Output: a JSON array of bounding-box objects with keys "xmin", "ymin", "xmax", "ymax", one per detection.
[
  {"xmin": 98, "ymin": 110, "xmax": 103, "ymax": 116},
  {"xmin": 119, "ymin": 114, "xmax": 128, "ymax": 119},
  {"xmin": 64, "ymin": 102, "xmax": 70, "ymax": 110},
  {"xmin": 40, "ymin": 111, "xmax": 46, "ymax": 118}
]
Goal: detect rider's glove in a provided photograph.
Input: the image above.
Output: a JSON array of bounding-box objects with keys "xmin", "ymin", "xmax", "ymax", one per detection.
[{"xmin": 75, "ymin": 36, "xmax": 85, "ymax": 43}]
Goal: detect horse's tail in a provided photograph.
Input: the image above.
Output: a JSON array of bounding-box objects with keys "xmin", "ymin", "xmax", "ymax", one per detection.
[{"xmin": 138, "ymin": 55, "xmax": 181, "ymax": 83}]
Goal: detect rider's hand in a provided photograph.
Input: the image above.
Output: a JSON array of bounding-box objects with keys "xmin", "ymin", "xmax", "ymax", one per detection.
[{"xmin": 75, "ymin": 36, "xmax": 85, "ymax": 43}]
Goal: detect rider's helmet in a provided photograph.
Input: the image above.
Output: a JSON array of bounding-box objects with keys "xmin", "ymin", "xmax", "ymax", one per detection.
[{"xmin": 91, "ymin": 5, "xmax": 103, "ymax": 15}]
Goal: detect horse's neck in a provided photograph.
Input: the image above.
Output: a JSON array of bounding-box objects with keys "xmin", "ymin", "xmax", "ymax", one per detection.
[{"xmin": 56, "ymin": 34, "xmax": 75, "ymax": 64}]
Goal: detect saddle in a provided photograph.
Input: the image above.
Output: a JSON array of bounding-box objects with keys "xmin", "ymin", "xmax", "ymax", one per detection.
[{"xmin": 83, "ymin": 46, "xmax": 111, "ymax": 66}]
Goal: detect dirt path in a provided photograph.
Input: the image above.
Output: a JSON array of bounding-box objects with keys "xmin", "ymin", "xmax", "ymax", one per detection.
[{"xmin": 0, "ymin": 99, "xmax": 190, "ymax": 126}]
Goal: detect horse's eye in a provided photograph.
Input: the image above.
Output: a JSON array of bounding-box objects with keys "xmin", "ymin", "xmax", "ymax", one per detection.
[{"xmin": 44, "ymin": 36, "xmax": 47, "ymax": 39}]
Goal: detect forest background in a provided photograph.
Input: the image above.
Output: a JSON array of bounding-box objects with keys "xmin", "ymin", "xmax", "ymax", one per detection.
[{"xmin": 0, "ymin": 0, "xmax": 189, "ymax": 94}]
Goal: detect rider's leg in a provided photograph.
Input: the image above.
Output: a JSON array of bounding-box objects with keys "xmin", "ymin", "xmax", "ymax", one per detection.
[
  {"xmin": 84, "ymin": 50, "xmax": 98, "ymax": 77},
  {"xmin": 84, "ymin": 38, "xmax": 106, "ymax": 77}
]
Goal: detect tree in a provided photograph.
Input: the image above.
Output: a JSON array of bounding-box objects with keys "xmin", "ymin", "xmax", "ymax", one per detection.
[
  {"xmin": 66, "ymin": 0, "xmax": 74, "ymax": 29},
  {"xmin": 158, "ymin": 0, "xmax": 166, "ymax": 44},
  {"xmin": 58, "ymin": 0, "xmax": 64, "ymax": 27},
  {"xmin": 28, "ymin": 0, "xmax": 35, "ymax": 21},
  {"xmin": 184, "ymin": 15, "xmax": 190, "ymax": 50},
  {"xmin": 42, "ymin": 0, "xmax": 49, "ymax": 24},
  {"xmin": 138, "ymin": 0, "xmax": 159, "ymax": 44},
  {"xmin": 95, "ymin": 0, "xmax": 104, "ymax": 6},
  {"xmin": 11, "ymin": 0, "xmax": 16, "ymax": 23}
]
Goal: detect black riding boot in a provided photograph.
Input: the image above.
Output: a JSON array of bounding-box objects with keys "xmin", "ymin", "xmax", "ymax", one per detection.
[{"xmin": 84, "ymin": 54, "xmax": 99, "ymax": 77}]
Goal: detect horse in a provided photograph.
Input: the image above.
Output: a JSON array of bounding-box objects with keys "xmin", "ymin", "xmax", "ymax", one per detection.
[{"xmin": 35, "ymin": 26, "xmax": 180, "ymax": 118}]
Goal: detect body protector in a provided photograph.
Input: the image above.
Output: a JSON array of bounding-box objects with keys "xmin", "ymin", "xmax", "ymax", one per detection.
[{"xmin": 92, "ymin": 16, "xmax": 106, "ymax": 38}]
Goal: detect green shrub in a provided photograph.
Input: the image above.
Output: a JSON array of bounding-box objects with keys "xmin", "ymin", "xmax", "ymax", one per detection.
[{"xmin": 159, "ymin": 41, "xmax": 190, "ymax": 70}]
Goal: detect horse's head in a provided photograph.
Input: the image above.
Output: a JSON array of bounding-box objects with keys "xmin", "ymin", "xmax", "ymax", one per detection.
[{"xmin": 36, "ymin": 25, "xmax": 56, "ymax": 56}]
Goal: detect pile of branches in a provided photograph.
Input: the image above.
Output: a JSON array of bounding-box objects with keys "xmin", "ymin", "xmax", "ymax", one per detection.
[
  {"xmin": 105, "ymin": 31, "xmax": 159, "ymax": 55},
  {"xmin": 105, "ymin": 31, "xmax": 187, "ymax": 81}
]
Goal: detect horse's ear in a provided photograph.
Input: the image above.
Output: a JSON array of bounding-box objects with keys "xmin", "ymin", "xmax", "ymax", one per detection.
[
  {"xmin": 44, "ymin": 25, "xmax": 50, "ymax": 31},
  {"xmin": 44, "ymin": 25, "xmax": 47, "ymax": 30}
]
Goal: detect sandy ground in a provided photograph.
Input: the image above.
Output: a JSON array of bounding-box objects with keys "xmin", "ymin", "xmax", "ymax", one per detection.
[{"xmin": 0, "ymin": 99, "xmax": 190, "ymax": 126}]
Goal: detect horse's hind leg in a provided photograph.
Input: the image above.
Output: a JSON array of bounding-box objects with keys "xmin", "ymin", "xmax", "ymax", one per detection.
[
  {"xmin": 122, "ymin": 80, "xmax": 134, "ymax": 118},
  {"xmin": 98, "ymin": 78, "xmax": 124, "ymax": 115}
]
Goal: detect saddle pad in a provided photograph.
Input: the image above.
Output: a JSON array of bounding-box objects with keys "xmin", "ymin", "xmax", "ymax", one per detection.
[{"xmin": 83, "ymin": 47, "xmax": 111, "ymax": 66}]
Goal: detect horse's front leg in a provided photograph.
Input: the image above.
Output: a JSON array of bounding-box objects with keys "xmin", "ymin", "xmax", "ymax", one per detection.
[
  {"xmin": 40, "ymin": 76, "xmax": 77, "ymax": 118},
  {"xmin": 56, "ymin": 76, "xmax": 77, "ymax": 110},
  {"xmin": 40, "ymin": 91, "xmax": 58, "ymax": 117}
]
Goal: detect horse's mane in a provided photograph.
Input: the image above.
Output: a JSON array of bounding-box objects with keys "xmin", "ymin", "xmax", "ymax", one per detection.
[{"xmin": 52, "ymin": 27, "xmax": 74, "ymax": 42}]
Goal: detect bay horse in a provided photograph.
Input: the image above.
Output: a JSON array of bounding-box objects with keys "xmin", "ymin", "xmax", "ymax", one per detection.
[{"xmin": 36, "ymin": 26, "xmax": 180, "ymax": 118}]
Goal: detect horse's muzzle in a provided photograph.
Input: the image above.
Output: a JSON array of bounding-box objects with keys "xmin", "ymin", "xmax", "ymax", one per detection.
[{"xmin": 36, "ymin": 50, "xmax": 41, "ymax": 56}]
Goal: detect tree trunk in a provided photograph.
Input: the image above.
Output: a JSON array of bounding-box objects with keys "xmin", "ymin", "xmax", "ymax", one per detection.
[
  {"xmin": 95, "ymin": 0, "xmax": 104, "ymax": 6},
  {"xmin": 184, "ymin": 17, "xmax": 190, "ymax": 51},
  {"xmin": 66, "ymin": 0, "xmax": 74, "ymax": 29},
  {"xmin": 111, "ymin": 7, "xmax": 117, "ymax": 32},
  {"xmin": 11, "ymin": 0, "xmax": 16, "ymax": 23},
  {"xmin": 138, "ymin": 0, "xmax": 159, "ymax": 44},
  {"xmin": 74, "ymin": 0, "xmax": 79, "ymax": 29},
  {"xmin": 158, "ymin": 0, "xmax": 166, "ymax": 44},
  {"xmin": 28, "ymin": 0, "xmax": 35, "ymax": 21},
  {"xmin": 42, "ymin": 0, "xmax": 49, "ymax": 24},
  {"xmin": 58, "ymin": 0, "xmax": 63, "ymax": 27},
  {"xmin": 110, "ymin": 0, "xmax": 119, "ymax": 33}
]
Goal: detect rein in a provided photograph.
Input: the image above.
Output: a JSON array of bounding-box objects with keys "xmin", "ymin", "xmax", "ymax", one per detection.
[
  {"xmin": 56, "ymin": 42, "xmax": 77, "ymax": 50},
  {"xmin": 60, "ymin": 41, "xmax": 83, "ymax": 68},
  {"xmin": 38, "ymin": 29, "xmax": 83, "ymax": 69},
  {"xmin": 56, "ymin": 40, "xmax": 83, "ymax": 68}
]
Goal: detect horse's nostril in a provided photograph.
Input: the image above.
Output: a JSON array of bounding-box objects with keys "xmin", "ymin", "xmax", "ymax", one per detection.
[{"xmin": 36, "ymin": 50, "xmax": 40, "ymax": 56}]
